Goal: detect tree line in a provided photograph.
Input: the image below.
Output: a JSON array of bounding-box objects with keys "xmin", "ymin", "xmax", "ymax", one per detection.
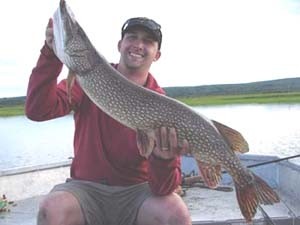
[{"xmin": 1, "ymin": 77, "xmax": 300, "ymax": 106}]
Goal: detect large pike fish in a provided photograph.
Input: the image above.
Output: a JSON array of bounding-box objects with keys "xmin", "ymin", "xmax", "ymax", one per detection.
[{"xmin": 52, "ymin": 0, "xmax": 279, "ymax": 223}]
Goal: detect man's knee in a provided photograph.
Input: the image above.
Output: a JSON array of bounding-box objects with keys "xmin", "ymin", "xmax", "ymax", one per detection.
[
  {"xmin": 162, "ymin": 194, "xmax": 191, "ymax": 224},
  {"xmin": 37, "ymin": 191, "xmax": 84, "ymax": 225},
  {"xmin": 38, "ymin": 193, "xmax": 57, "ymax": 223},
  {"xmin": 137, "ymin": 193, "xmax": 191, "ymax": 225}
]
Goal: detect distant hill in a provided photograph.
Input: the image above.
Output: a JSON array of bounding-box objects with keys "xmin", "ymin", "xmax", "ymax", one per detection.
[
  {"xmin": 163, "ymin": 77, "xmax": 300, "ymax": 98},
  {"xmin": 1, "ymin": 77, "xmax": 300, "ymax": 106},
  {"xmin": 0, "ymin": 96, "xmax": 26, "ymax": 107}
]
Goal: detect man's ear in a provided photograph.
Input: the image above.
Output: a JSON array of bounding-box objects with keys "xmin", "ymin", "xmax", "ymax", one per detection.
[
  {"xmin": 117, "ymin": 40, "xmax": 122, "ymax": 52},
  {"xmin": 154, "ymin": 50, "xmax": 161, "ymax": 62}
]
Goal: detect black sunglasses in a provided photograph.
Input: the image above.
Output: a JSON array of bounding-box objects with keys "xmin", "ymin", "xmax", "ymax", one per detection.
[{"xmin": 121, "ymin": 17, "xmax": 161, "ymax": 33}]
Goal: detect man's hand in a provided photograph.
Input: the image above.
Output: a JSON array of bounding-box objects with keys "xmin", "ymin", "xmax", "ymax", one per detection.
[
  {"xmin": 137, "ymin": 127, "xmax": 189, "ymax": 159},
  {"xmin": 45, "ymin": 18, "xmax": 54, "ymax": 49},
  {"xmin": 152, "ymin": 127, "xmax": 189, "ymax": 160}
]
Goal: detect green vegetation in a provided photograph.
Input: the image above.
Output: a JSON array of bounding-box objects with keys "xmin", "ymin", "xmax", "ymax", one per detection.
[
  {"xmin": 177, "ymin": 92, "xmax": 300, "ymax": 106},
  {"xmin": 0, "ymin": 96, "xmax": 26, "ymax": 117},
  {"xmin": 164, "ymin": 77, "xmax": 300, "ymax": 98},
  {"xmin": 0, "ymin": 105, "xmax": 25, "ymax": 117},
  {"xmin": 0, "ymin": 77, "xmax": 300, "ymax": 117},
  {"xmin": 0, "ymin": 92, "xmax": 299, "ymax": 117}
]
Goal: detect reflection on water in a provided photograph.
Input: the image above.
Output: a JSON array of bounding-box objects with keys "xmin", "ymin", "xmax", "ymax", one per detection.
[
  {"xmin": 194, "ymin": 104, "xmax": 300, "ymax": 165},
  {"xmin": 0, "ymin": 104, "xmax": 299, "ymax": 170}
]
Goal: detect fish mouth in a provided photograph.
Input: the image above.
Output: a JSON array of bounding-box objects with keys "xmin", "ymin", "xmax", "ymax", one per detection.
[
  {"xmin": 60, "ymin": 0, "xmax": 65, "ymax": 8},
  {"xmin": 56, "ymin": 0, "xmax": 80, "ymax": 53}
]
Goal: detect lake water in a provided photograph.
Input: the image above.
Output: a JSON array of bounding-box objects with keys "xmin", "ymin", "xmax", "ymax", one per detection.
[{"xmin": 0, "ymin": 104, "xmax": 300, "ymax": 170}]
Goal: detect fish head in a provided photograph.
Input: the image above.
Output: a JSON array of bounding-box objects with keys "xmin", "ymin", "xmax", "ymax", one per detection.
[{"xmin": 52, "ymin": 0, "xmax": 100, "ymax": 74}]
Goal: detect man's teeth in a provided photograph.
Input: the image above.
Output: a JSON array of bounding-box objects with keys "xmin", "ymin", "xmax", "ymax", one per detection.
[{"xmin": 130, "ymin": 52, "xmax": 143, "ymax": 58}]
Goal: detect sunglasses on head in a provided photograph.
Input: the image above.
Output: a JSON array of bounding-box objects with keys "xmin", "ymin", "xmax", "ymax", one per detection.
[{"xmin": 121, "ymin": 17, "xmax": 161, "ymax": 33}]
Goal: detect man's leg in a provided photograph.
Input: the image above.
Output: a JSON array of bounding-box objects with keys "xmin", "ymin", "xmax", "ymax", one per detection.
[
  {"xmin": 37, "ymin": 191, "xmax": 85, "ymax": 225},
  {"xmin": 136, "ymin": 192, "xmax": 191, "ymax": 225}
]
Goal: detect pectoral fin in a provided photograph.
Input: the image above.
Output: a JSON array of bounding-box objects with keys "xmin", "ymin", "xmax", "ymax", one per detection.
[
  {"xmin": 212, "ymin": 120, "xmax": 249, "ymax": 153},
  {"xmin": 196, "ymin": 160, "xmax": 222, "ymax": 189},
  {"xmin": 136, "ymin": 129, "xmax": 156, "ymax": 158},
  {"xmin": 66, "ymin": 69, "xmax": 76, "ymax": 105}
]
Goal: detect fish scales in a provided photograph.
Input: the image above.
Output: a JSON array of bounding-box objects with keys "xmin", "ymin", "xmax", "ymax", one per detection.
[
  {"xmin": 80, "ymin": 66, "xmax": 225, "ymax": 161},
  {"xmin": 52, "ymin": 0, "xmax": 280, "ymax": 223}
]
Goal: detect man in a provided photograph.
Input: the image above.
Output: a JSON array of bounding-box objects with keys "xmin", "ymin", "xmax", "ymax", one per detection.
[{"xmin": 26, "ymin": 17, "xmax": 191, "ymax": 225}]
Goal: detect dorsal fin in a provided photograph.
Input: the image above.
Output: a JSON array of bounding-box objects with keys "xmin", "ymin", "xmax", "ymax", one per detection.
[{"xmin": 212, "ymin": 120, "xmax": 249, "ymax": 153}]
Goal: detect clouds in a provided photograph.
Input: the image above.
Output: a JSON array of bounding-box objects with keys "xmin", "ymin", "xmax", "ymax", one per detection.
[
  {"xmin": 1, "ymin": 0, "xmax": 300, "ymax": 97},
  {"xmin": 154, "ymin": 0, "xmax": 300, "ymax": 86}
]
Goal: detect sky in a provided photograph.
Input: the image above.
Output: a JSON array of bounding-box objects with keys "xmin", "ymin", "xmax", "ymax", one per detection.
[{"xmin": 0, "ymin": 0, "xmax": 300, "ymax": 97}]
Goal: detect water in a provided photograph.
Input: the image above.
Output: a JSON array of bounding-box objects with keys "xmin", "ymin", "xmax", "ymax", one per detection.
[
  {"xmin": 0, "ymin": 116, "xmax": 74, "ymax": 170},
  {"xmin": 193, "ymin": 104, "xmax": 300, "ymax": 164},
  {"xmin": 0, "ymin": 104, "xmax": 300, "ymax": 170}
]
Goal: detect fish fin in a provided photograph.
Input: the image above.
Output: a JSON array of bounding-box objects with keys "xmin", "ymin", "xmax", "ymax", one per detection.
[
  {"xmin": 66, "ymin": 69, "xmax": 76, "ymax": 105},
  {"xmin": 136, "ymin": 129, "xmax": 155, "ymax": 159},
  {"xmin": 235, "ymin": 173, "xmax": 280, "ymax": 223},
  {"xmin": 196, "ymin": 160, "xmax": 222, "ymax": 189},
  {"xmin": 212, "ymin": 120, "xmax": 249, "ymax": 153}
]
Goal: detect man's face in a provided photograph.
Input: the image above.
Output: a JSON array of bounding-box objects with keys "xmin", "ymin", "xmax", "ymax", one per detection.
[{"xmin": 118, "ymin": 28, "xmax": 161, "ymax": 70}]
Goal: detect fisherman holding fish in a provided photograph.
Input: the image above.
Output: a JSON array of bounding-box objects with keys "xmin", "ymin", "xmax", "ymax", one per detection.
[{"xmin": 26, "ymin": 15, "xmax": 191, "ymax": 225}]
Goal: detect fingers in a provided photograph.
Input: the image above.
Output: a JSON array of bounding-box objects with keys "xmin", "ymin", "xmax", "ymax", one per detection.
[
  {"xmin": 156, "ymin": 126, "xmax": 188, "ymax": 152},
  {"xmin": 168, "ymin": 127, "xmax": 178, "ymax": 151},
  {"xmin": 155, "ymin": 126, "xmax": 170, "ymax": 150},
  {"xmin": 160, "ymin": 127, "xmax": 168, "ymax": 150},
  {"xmin": 47, "ymin": 18, "xmax": 53, "ymax": 28},
  {"xmin": 45, "ymin": 18, "xmax": 54, "ymax": 49},
  {"xmin": 152, "ymin": 126, "xmax": 190, "ymax": 160}
]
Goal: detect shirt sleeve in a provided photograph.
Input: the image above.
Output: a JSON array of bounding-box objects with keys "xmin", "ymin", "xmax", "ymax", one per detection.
[
  {"xmin": 147, "ymin": 154, "xmax": 182, "ymax": 196},
  {"xmin": 25, "ymin": 43, "xmax": 84, "ymax": 121}
]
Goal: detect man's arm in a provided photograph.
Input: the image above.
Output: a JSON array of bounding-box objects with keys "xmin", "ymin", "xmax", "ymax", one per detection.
[
  {"xmin": 26, "ymin": 19, "xmax": 83, "ymax": 121},
  {"xmin": 148, "ymin": 153, "xmax": 182, "ymax": 196}
]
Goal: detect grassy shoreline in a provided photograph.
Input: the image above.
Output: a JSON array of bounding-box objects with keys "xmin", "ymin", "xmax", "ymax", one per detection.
[
  {"xmin": 178, "ymin": 92, "xmax": 300, "ymax": 106},
  {"xmin": 0, "ymin": 105, "xmax": 25, "ymax": 117},
  {"xmin": 0, "ymin": 92, "xmax": 299, "ymax": 117}
]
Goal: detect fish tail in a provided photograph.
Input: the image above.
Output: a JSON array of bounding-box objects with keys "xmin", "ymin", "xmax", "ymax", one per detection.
[{"xmin": 234, "ymin": 173, "xmax": 280, "ymax": 223}]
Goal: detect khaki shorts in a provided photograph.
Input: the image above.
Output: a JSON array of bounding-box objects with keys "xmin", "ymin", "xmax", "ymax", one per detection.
[{"xmin": 51, "ymin": 179, "xmax": 153, "ymax": 225}]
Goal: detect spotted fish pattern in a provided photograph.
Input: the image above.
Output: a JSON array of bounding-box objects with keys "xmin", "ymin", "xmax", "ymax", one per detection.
[{"xmin": 52, "ymin": 0, "xmax": 280, "ymax": 223}]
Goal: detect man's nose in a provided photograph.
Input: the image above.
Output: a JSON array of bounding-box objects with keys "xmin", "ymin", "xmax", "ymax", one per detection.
[{"xmin": 132, "ymin": 38, "xmax": 144, "ymax": 49}]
